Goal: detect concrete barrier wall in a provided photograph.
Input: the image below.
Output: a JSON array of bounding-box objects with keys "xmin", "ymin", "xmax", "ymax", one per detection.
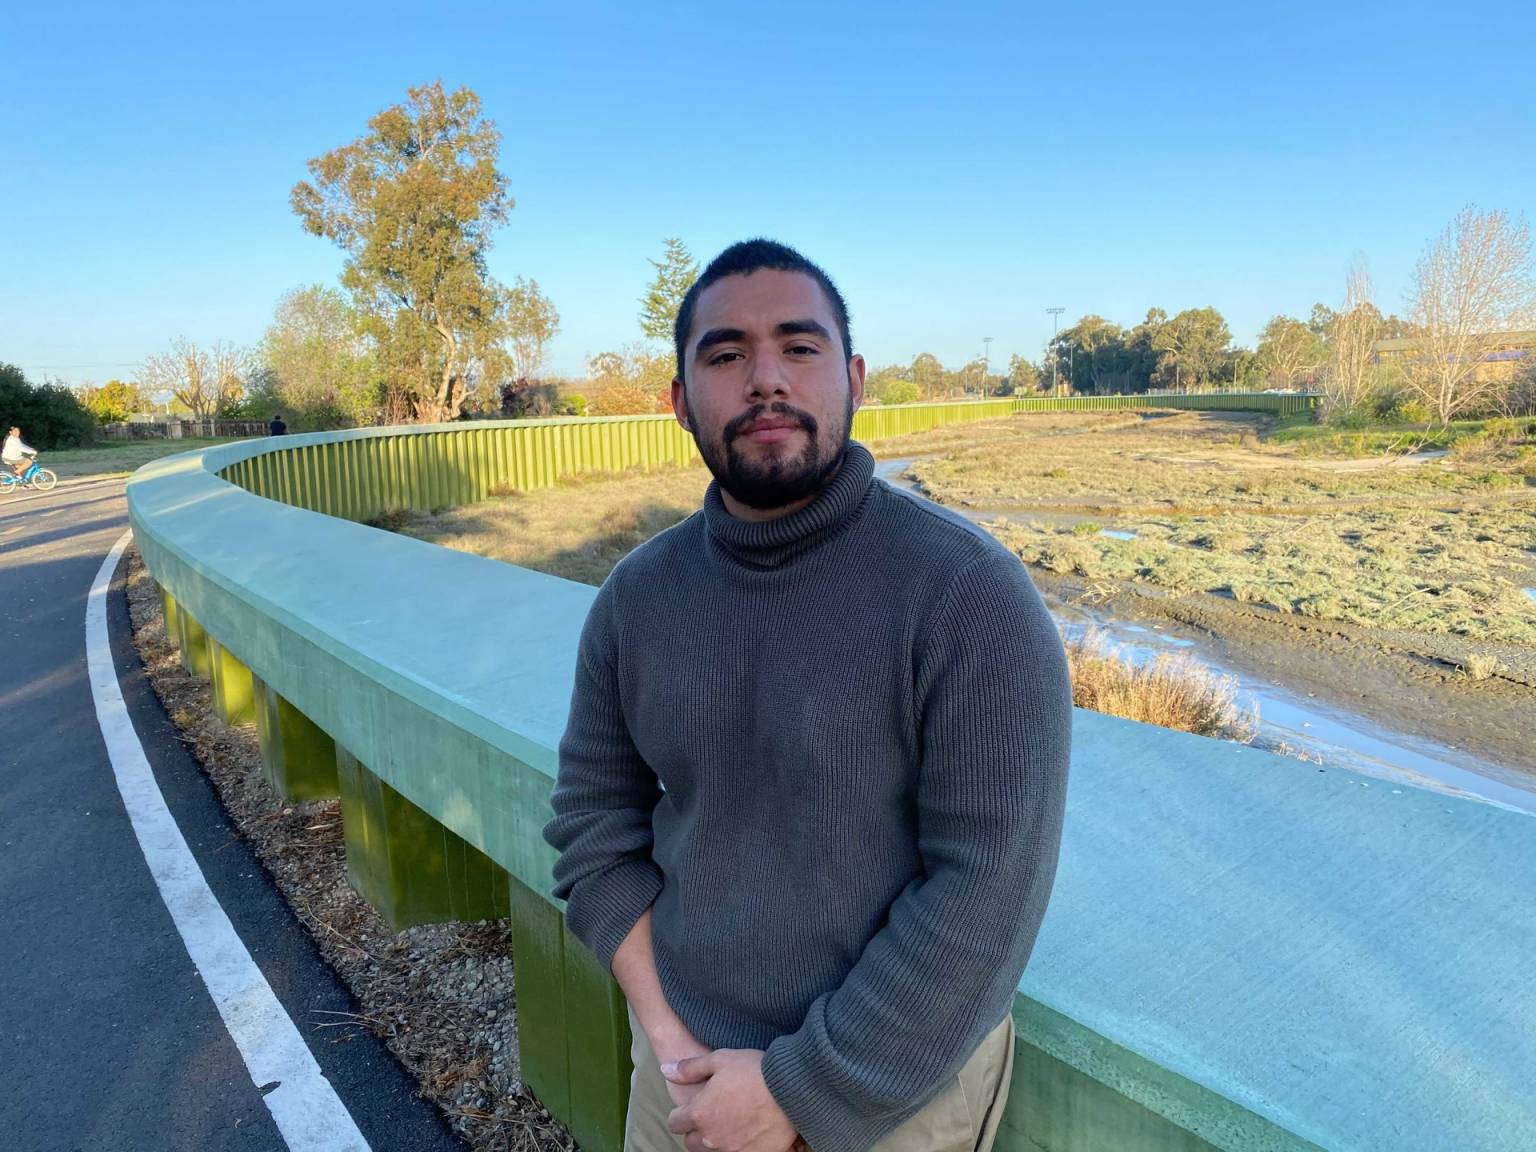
[{"xmin": 127, "ymin": 397, "xmax": 1535, "ymax": 1152}]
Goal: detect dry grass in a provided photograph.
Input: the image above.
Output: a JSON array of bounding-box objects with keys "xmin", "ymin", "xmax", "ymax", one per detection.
[
  {"xmin": 880, "ymin": 410, "xmax": 1536, "ymax": 646},
  {"xmin": 908, "ymin": 409, "xmax": 1528, "ymax": 512},
  {"xmin": 1066, "ymin": 630, "xmax": 1255, "ymax": 741},
  {"xmin": 399, "ymin": 463, "xmax": 709, "ymax": 587},
  {"xmin": 985, "ymin": 498, "xmax": 1536, "ymax": 645},
  {"xmin": 1464, "ymin": 652, "xmax": 1505, "ymax": 681}
]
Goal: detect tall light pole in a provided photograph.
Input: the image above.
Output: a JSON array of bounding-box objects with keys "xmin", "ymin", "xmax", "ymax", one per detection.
[
  {"xmin": 981, "ymin": 336, "xmax": 992, "ymax": 399},
  {"xmin": 1047, "ymin": 307, "xmax": 1065, "ymax": 395}
]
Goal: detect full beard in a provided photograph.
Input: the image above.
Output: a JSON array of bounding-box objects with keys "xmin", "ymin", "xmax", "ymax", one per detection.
[{"xmin": 691, "ymin": 394, "xmax": 854, "ymax": 511}]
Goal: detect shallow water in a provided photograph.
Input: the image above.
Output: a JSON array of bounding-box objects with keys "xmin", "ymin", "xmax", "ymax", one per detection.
[
  {"xmin": 874, "ymin": 454, "xmax": 1536, "ymax": 814},
  {"xmin": 1054, "ymin": 599, "xmax": 1535, "ymax": 815}
]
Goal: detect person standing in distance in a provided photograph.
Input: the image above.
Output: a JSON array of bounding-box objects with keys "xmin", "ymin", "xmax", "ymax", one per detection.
[
  {"xmin": 269, "ymin": 413, "xmax": 287, "ymax": 436},
  {"xmin": 544, "ymin": 240, "xmax": 1071, "ymax": 1152}
]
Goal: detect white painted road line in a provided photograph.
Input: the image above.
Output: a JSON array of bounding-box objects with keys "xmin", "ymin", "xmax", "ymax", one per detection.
[{"xmin": 86, "ymin": 531, "xmax": 370, "ymax": 1152}]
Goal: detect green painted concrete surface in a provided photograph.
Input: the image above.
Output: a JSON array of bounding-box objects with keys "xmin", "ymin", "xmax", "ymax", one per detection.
[
  {"xmin": 175, "ymin": 607, "xmax": 211, "ymax": 680},
  {"xmin": 207, "ymin": 639, "xmax": 256, "ymax": 726},
  {"xmin": 251, "ymin": 677, "xmax": 340, "ymax": 801},
  {"xmin": 126, "ymin": 404, "xmax": 1533, "ymax": 1152},
  {"xmin": 508, "ymin": 872, "xmax": 633, "ymax": 1151},
  {"xmin": 161, "ymin": 587, "xmax": 179, "ymax": 645},
  {"xmin": 508, "ymin": 877, "xmax": 573, "ymax": 1123},
  {"xmin": 335, "ymin": 747, "xmax": 511, "ymax": 931}
]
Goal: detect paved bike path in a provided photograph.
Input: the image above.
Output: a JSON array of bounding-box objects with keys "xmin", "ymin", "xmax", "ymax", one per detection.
[{"xmin": 0, "ymin": 478, "xmax": 463, "ymax": 1152}]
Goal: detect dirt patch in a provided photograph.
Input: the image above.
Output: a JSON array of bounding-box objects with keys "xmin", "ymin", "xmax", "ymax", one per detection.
[
  {"xmin": 123, "ymin": 549, "xmax": 574, "ymax": 1152},
  {"xmin": 1034, "ymin": 567, "xmax": 1536, "ymax": 777}
]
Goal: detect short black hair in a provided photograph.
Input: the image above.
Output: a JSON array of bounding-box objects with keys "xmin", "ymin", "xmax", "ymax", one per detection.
[{"xmin": 674, "ymin": 239, "xmax": 853, "ymax": 382}]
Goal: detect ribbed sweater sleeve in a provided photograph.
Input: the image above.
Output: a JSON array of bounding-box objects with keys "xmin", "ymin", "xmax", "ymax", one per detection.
[
  {"xmin": 759, "ymin": 547, "xmax": 1072, "ymax": 1152},
  {"xmin": 542, "ymin": 573, "xmax": 665, "ymax": 971}
]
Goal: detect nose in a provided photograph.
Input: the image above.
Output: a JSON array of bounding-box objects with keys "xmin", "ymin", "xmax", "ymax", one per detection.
[{"xmin": 745, "ymin": 348, "xmax": 790, "ymax": 401}]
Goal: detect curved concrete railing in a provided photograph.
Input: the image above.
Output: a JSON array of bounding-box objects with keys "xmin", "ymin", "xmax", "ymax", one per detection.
[{"xmin": 127, "ymin": 401, "xmax": 1534, "ymax": 1152}]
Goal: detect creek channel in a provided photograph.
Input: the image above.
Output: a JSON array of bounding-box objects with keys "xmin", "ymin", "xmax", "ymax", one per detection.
[{"xmin": 875, "ymin": 456, "xmax": 1536, "ymax": 815}]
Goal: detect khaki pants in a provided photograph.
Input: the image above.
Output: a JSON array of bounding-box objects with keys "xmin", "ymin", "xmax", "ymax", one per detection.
[{"xmin": 624, "ymin": 1006, "xmax": 1015, "ymax": 1152}]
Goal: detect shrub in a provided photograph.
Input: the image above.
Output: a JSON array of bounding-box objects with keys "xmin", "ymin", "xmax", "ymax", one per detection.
[
  {"xmin": 589, "ymin": 384, "xmax": 663, "ymax": 416},
  {"xmin": 1065, "ymin": 630, "xmax": 1254, "ymax": 741},
  {"xmin": 1038, "ymin": 540, "xmax": 1099, "ymax": 577},
  {"xmin": 0, "ymin": 363, "xmax": 96, "ymax": 448},
  {"xmin": 1379, "ymin": 397, "xmax": 1433, "ymax": 425},
  {"xmin": 500, "ymin": 378, "xmax": 563, "ymax": 419},
  {"xmin": 1464, "ymin": 652, "xmax": 1502, "ymax": 681}
]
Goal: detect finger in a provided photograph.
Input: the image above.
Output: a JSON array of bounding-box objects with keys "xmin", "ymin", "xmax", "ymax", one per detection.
[
  {"xmin": 662, "ymin": 1052, "xmax": 715, "ymax": 1083},
  {"xmin": 666, "ymin": 1103, "xmax": 697, "ymax": 1136}
]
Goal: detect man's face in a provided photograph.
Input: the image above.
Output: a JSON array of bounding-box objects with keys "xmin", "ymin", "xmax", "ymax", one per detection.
[{"xmin": 672, "ymin": 269, "xmax": 864, "ymax": 516}]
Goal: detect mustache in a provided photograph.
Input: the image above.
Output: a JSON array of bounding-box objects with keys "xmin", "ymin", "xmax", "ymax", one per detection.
[{"xmin": 723, "ymin": 403, "xmax": 819, "ymax": 444}]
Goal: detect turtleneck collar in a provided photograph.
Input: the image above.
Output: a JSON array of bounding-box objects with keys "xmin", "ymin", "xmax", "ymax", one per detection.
[{"xmin": 702, "ymin": 441, "xmax": 876, "ymax": 569}]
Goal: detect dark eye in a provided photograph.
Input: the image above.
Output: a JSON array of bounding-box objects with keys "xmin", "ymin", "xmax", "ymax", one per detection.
[
  {"xmin": 788, "ymin": 344, "xmax": 818, "ymax": 355},
  {"xmin": 709, "ymin": 351, "xmax": 743, "ymax": 365}
]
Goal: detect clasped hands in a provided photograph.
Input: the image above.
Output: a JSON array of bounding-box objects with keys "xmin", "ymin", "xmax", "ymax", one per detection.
[{"xmin": 658, "ymin": 1044, "xmax": 804, "ymax": 1152}]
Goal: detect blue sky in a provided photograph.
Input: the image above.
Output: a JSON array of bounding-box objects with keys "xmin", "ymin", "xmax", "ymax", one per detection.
[{"xmin": 5, "ymin": 1, "xmax": 1533, "ymax": 386}]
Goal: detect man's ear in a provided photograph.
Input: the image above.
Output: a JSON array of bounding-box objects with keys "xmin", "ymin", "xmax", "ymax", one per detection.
[
  {"xmin": 670, "ymin": 377, "xmax": 690, "ymax": 430},
  {"xmin": 847, "ymin": 354, "xmax": 867, "ymax": 410}
]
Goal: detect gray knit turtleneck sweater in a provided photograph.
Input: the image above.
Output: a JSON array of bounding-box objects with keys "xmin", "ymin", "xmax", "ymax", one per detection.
[{"xmin": 543, "ymin": 440, "xmax": 1071, "ymax": 1152}]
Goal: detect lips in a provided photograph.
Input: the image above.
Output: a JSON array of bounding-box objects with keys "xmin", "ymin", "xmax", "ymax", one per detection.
[{"xmin": 742, "ymin": 421, "xmax": 802, "ymax": 445}]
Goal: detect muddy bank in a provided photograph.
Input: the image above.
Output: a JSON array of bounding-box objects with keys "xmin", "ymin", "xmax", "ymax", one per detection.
[{"xmin": 1028, "ymin": 566, "xmax": 1536, "ymax": 780}]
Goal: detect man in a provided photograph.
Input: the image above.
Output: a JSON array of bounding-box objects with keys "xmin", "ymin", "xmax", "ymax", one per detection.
[
  {"xmin": 543, "ymin": 240, "xmax": 1071, "ymax": 1152},
  {"xmin": 3, "ymin": 426, "xmax": 38, "ymax": 477},
  {"xmin": 269, "ymin": 414, "xmax": 287, "ymax": 436}
]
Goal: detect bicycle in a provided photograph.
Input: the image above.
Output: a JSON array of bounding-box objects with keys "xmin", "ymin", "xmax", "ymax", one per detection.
[{"xmin": 0, "ymin": 459, "xmax": 58, "ymax": 496}]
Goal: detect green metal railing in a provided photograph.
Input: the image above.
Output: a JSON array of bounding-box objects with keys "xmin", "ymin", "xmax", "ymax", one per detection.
[{"xmin": 217, "ymin": 395, "xmax": 1318, "ymax": 519}]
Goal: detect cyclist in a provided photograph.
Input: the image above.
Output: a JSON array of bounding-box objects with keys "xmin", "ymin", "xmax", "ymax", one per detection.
[{"xmin": 3, "ymin": 426, "xmax": 38, "ymax": 478}]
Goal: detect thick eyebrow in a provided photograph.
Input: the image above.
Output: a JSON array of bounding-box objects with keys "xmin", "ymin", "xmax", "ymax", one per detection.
[
  {"xmin": 775, "ymin": 319, "xmax": 832, "ymax": 342},
  {"xmin": 694, "ymin": 327, "xmax": 748, "ymax": 356}
]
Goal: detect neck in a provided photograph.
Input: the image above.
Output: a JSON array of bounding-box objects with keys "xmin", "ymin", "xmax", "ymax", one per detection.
[{"xmin": 719, "ymin": 489, "xmax": 819, "ymax": 522}]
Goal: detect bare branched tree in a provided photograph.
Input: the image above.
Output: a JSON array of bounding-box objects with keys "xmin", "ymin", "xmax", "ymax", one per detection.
[
  {"xmin": 503, "ymin": 277, "xmax": 561, "ymax": 382},
  {"xmin": 1320, "ymin": 258, "xmax": 1383, "ymax": 421},
  {"xmin": 141, "ymin": 338, "xmax": 247, "ymax": 421},
  {"xmin": 1403, "ymin": 206, "xmax": 1536, "ymax": 423}
]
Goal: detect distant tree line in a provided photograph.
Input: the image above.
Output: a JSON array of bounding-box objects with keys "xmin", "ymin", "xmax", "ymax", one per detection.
[
  {"xmin": 0, "ymin": 363, "xmax": 96, "ymax": 449},
  {"xmin": 72, "ymin": 88, "xmax": 1533, "ymax": 439}
]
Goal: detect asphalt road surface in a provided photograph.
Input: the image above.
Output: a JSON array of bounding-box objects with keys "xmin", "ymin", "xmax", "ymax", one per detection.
[{"xmin": 0, "ymin": 476, "xmax": 464, "ymax": 1152}]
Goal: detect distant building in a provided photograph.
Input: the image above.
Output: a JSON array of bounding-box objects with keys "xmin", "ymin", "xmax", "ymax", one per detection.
[{"xmin": 1372, "ymin": 330, "xmax": 1536, "ymax": 379}]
